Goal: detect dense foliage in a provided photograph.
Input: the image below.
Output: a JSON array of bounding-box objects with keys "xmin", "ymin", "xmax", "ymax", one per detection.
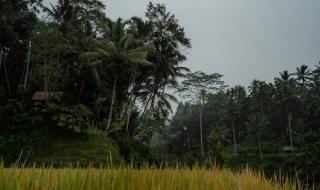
[
  {"xmin": 0, "ymin": 0, "xmax": 319, "ymax": 188},
  {"xmin": 168, "ymin": 66, "xmax": 320, "ymax": 185},
  {"xmin": 0, "ymin": 0, "xmax": 190, "ymax": 165}
]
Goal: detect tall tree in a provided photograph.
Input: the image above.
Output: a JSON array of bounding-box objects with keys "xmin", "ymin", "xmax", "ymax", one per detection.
[
  {"xmin": 295, "ymin": 65, "xmax": 312, "ymax": 104},
  {"xmin": 0, "ymin": 0, "xmax": 40, "ymax": 97},
  {"xmin": 295, "ymin": 65, "xmax": 312, "ymax": 89},
  {"xmin": 179, "ymin": 71, "xmax": 225, "ymax": 157},
  {"xmin": 246, "ymin": 113, "xmax": 269, "ymax": 161},
  {"xmin": 80, "ymin": 18, "xmax": 153, "ymax": 134},
  {"xmin": 140, "ymin": 2, "xmax": 191, "ymax": 115},
  {"xmin": 42, "ymin": 0, "xmax": 75, "ymax": 33},
  {"xmin": 225, "ymin": 86, "xmax": 246, "ymax": 157},
  {"xmin": 275, "ymin": 70, "xmax": 299, "ymax": 152},
  {"xmin": 248, "ymin": 80, "xmax": 274, "ymax": 114}
]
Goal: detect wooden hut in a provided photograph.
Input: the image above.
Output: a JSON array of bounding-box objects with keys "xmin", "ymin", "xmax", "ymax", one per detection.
[{"xmin": 32, "ymin": 91, "xmax": 63, "ymax": 101}]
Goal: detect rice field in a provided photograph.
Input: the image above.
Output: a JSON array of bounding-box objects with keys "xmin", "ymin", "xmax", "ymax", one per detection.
[{"xmin": 0, "ymin": 164, "xmax": 303, "ymax": 190}]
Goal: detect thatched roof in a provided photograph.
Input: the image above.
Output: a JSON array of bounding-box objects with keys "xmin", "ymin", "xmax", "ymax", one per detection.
[{"xmin": 32, "ymin": 91, "xmax": 63, "ymax": 101}]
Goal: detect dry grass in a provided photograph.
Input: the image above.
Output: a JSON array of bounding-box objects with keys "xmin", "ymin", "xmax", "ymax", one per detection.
[{"xmin": 0, "ymin": 164, "xmax": 303, "ymax": 190}]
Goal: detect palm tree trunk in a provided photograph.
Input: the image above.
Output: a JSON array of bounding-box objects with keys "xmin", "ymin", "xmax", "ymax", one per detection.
[
  {"xmin": 78, "ymin": 65, "xmax": 88, "ymax": 103},
  {"xmin": 44, "ymin": 60, "xmax": 48, "ymax": 92},
  {"xmin": 106, "ymin": 79, "xmax": 117, "ymax": 134},
  {"xmin": 142, "ymin": 93, "xmax": 154, "ymax": 117},
  {"xmin": 78, "ymin": 76, "xmax": 85, "ymax": 103},
  {"xmin": 186, "ymin": 129, "xmax": 191, "ymax": 153},
  {"xmin": 125, "ymin": 103, "xmax": 131, "ymax": 134},
  {"xmin": 0, "ymin": 48, "xmax": 3, "ymax": 72},
  {"xmin": 288, "ymin": 112, "xmax": 293, "ymax": 152},
  {"xmin": 149, "ymin": 93, "xmax": 156, "ymax": 112},
  {"xmin": 258, "ymin": 133, "xmax": 263, "ymax": 160},
  {"xmin": 260, "ymin": 103, "xmax": 264, "ymax": 115},
  {"xmin": 199, "ymin": 103, "xmax": 204, "ymax": 157},
  {"xmin": 125, "ymin": 65, "xmax": 138, "ymax": 134},
  {"xmin": 23, "ymin": 41, "xmax": 32, "ymax": 92},
  {"xmin": 3, "ymin": 55, "xmax": 11, "ymax": 95},
  {"xmin": 126, "ymin": 95, "xmax": 137, "ymax": 135},
  {"xmin": 232, "ymin": 121, "xmax": 237, "ymax": 157},
  {"xmin": 142, "ymin": 95, "xmax": 151, "ymax": 116}
]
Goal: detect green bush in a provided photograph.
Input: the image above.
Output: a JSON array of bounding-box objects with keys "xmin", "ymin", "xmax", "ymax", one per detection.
[
  {"xmin": 0, "ymin": 100, "xmax": 121, "ymax": 166},
  {"xmin": 0, "ymin": 99, "xmax": 92, "ymax": 134},
  {"xmin": 115, "ymin": 137, "xmax": 153, "ymax": 166}
]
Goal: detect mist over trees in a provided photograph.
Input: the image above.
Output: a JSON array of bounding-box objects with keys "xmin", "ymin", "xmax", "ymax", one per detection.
[
  {"xmin": 0, "ymin": 0, "xmax": 319, "ymax": 187},
  {"xmin": 168, "ymin": 64, "xmax": 320, "ymax": 184}
]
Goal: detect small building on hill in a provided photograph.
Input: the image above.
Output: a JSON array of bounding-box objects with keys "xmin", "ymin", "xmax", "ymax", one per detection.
[{"xmin": 32, "ymin": 91, "xmax": 63, "ymax": 101}]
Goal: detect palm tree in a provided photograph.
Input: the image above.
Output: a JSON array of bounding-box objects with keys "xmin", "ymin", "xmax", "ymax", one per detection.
[
  {"xmin": 123, "ymin": 16, "xmax": 183, "ymax": 134},
  {"xmin": 295, "ymin": 65, "xmax": 312, "ymax": 101},
  {"xmin": 249, "ymin": 80, "xmax": 276, "ymax": 117},
  {"xmin": 295, "ymin": 65, "xmax": 312, "ymax": 87},
  {"xmin": 313, "ymin": 62, "xmax": 320, "ymax": 77},
  {"xmin": 134, "ymin": 4, "xmax": 191, "ymax": 118},
  {"xmin": 140, "ymin": 61, "xmax": 190, "ymax": 120},
  {"xmin": 246, "ymin": 113, "xmax": 269, "ymax": 161},
  {"xmin": 248, "ymin": 80, "xmax": 270, "ymax": 114},
  {"xmin": 42, "ymin": 0, "xmax": 76, "ymax": 33},
  {"xmin": 80, "ymin": 18, "xmax": 153, "ymax": 134},
  {"xmin": 225, "ymin": 86, "xmax": 246, "ymax": 158},
  {"xmin": 128, "ymin": 17, "xmax": 153, "ymax": 41},
  {"xmin": 310, "ymin": 62, "xmax": 320, "ymax": 89},
  {"xmin": 275, "ymin": 70, "xmax": 298, "ymax": 152}
]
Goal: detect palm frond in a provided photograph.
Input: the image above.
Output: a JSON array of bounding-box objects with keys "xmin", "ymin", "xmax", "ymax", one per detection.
[
  {"xmin": 128, "ymin": 57, "xmax": 154, "ymax": 66},
  {"xmin": 89, "ymin": 60, "xmax": 103, "ymax": 67},
  {"xmin": 42, "ymin": 3, "xmax": 60, "ymax": 21},
  {"xmin": 90, "ymin": 67, "xmax": 100, "ymax": 81},
  {"xmin": 96, "ymin": 48, "xmax": 112, "ymax": 60},
  {"xmin": 159, "ymin": 95, "xmax": 173, "ymax": 112},
  {"xmin": 164, "ymin": 93, "xmax": 178, "ymax": 103},
  {"xmin": 119, "ymin": 34, "xmax": 134, "ymax": 50},
  {"xmin": 127, "ymin": 46, "xmax": 154, "ymax": 54}
]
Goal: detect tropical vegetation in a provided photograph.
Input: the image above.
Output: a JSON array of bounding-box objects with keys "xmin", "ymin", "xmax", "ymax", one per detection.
[{"xmin": 0, "ymin": 0, "xmax": 319, "ymax": 189}]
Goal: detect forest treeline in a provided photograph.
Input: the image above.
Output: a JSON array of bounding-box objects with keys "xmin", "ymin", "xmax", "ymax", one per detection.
[
  {"xmin": 168, "ymin": 67, "xmax": 320, "ymax": 184},
  {"xmin": 0, "ymin": 0, "xmax": 190, "ymax": 159},
  {"xmin": 0, "ymin": 0, "xmax": 319, "ymax": 187}
]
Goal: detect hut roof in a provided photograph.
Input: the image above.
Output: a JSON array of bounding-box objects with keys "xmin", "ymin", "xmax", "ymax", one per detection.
[{"xmin": 32, "ymin": 91, "xmax": 63, "ymax": 101}]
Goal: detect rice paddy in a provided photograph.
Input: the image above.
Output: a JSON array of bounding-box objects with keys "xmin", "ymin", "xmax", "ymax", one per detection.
[{"xmin": 0, "ymin": 164, "xmax": 303, "ymax": 190}]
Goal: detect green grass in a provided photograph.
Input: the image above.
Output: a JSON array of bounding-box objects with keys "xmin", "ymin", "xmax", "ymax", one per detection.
[
  {"xmin": 0, "ymin": 164, "xmax": 303, "ymax": 190},
  {"xmin": 0, "ymin": 127, "xmax": 122, "ymax": 167},
  {"xmin": 32, "ymin": 128, "xmax": 121, "ymax": 166}
]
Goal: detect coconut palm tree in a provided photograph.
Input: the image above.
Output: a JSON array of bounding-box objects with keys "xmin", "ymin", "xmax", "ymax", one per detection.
[
  {"xmin": 295, "ymin": 65, "xmax": 312, "ymax": 88},
  {"xmin": 128, "ymin": 17, "xmax": 153, "ymax": 42},
  {"xmin": 225, "ymin": 86, "xmax": 246, "ymax": 158},
  {"xmin": 313, "ymin": 62, "xmax": 320, "ymax": 77},
  {"xmin": 137, "ymin": 3, "xmax": 191, "ymax": 118},
  {"xmin": 248, "ymin": 80, "xmax": 276, "ymax": 116},
  {"xmin": 295, "ymin": 65, "xmax": 312, "ymax": 102},
  {"xmin": 275, "ymin": 70, "xmax": 298, "ymax": 152},
  {"xmin": 42, "ymin": 0, "xmax": 76, "ymax": 33},
  {"xmin": 246, "ymin": 113, "xmax": 269, "ymax": 161},
  {"xmin": 127, "ymin": 15, "xmax": 189, "ymax": 134},
  {"xmin": 80, "ymin": 18, "xmax": 153, "ymax": 134}
]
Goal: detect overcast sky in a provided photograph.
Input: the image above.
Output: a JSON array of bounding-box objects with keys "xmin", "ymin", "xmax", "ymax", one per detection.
[{"xmin": 45, "ymin": 0, "xmax": 320, "ymax": 87}]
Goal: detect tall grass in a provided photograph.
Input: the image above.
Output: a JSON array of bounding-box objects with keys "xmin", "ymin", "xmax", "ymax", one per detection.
[{"xmin": 0, "ymin": 163, "xmax": 304, "ymax": 190}]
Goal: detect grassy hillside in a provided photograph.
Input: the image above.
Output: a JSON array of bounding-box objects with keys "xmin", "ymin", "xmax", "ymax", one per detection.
[
  {"xmin": 0, "ymin": 166, "xmax": 302, "ymax": 190},
  {"xmin": 1, "ymin": 128, "xmax": 122, "ymax": 166}
]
